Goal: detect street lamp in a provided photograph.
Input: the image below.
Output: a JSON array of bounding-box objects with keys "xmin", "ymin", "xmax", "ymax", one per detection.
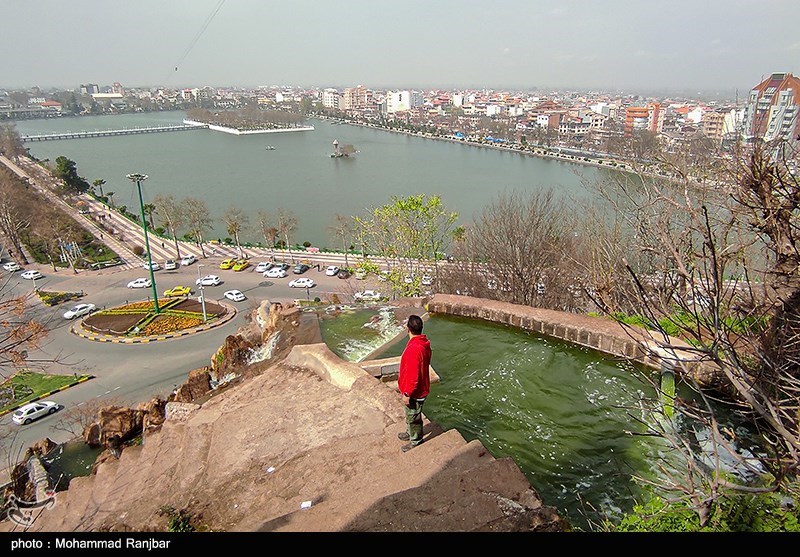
[
  {"xmin": 197, "ymin": 264, "xmax": 207, "ymax": 322},
  {"xmin": 126, "ymin": 173, "xmax": 160, "ymax": 313}
]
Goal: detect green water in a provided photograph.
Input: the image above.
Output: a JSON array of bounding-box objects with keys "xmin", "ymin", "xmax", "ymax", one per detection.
[
  {"xmin": 316, "ymin": 306, "xmax": 405, "ymax": 362},
  {"xmin": 42, "ymin": 441, "xmax": 103, "ymax": 491},
  {"xmin": 320, "ymin": 311, "xmax": 716, "ymax": 529}
]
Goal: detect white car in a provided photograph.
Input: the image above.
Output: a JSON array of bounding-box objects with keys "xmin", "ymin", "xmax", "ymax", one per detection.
[
  {"xmin": 2, "ymin": 261, "xmax": 20, "ymax": 272},
  {"xmin": 63, "ymin": 303, "xmax": 96, "ymax": 320},
  {"xmin": 127, "ymin": 278, "xmax": 152, "ymax": 289},
  {"xmin": 289, "ymin": 278, "xmax": 316, "ymax": 288},
  {"xmin": 164, "ymin": 259, "xmax": 177, "ymax": 270},
  {"xmin": 21, "ymin": 270, "xmax": 43, "ymax": 280},
  {"xmin": 354, "ymin": 289, "xmax": 382, "ymax": 302},
  {"xmin": 143, "ymin": 261, "xmax": 160, "ymax": 271},
  {"xmin": 223, "ymin": 289, "xmax": 246, "ymax": 302},
  {"xmin": 180, "ymin": 254, "xmax": 197, "ymax": 266},
  {"xmin": 12, "ymin": 400, "xmax": 59, "ymax": 425},
  {"xmin": 421, "ymin": 275, "xmax": 433, "ymax": 286},
  {"xmin": 255, "ymin": 261, "xmax": 272, "ymax": 273},
  {"xmin": 325, "ymin": 265, "xmax": 340, "ymax": 276},
  {"xmin": 196, "ymin": 274, "xmax": 221, "ymax": 286},
  {"xmin": 264, "ymin": 267, "xmax": 287, "ymax": 279}
]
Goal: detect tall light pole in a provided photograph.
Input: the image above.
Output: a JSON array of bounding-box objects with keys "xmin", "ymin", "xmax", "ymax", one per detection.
[
  {"xmin": 197, "ymin": 264, "xmax": 207, "ymax": 322},
  {"xmin": 127, "ymin": 173, "xmax": 160, "ymax": 313}
]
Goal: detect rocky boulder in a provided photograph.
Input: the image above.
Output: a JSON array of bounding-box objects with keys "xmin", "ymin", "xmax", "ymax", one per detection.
[
  {"xmin": 137, "ymin": 396, "xmax": 167, "ymax": 435},
  {"xmin": 171, "ymin": 368, "xmax": 211, "ymax": 403},
  {"xmin": 82, "ymin": 406, "xmax": 144, "ymax": 449},
  {"xmin": 210, "ymin": 334, "xmax": 257, "ymax": 382}
]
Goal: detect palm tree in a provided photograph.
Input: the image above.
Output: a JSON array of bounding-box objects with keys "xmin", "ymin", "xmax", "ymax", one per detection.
[
  {"xmin": 106, "ymin": 191, "xmax": 115, "ymax": 208},
  {"xmin": 143, "ymin": 203, "xmax": 156, "ymax": 230},
  {"xmin": 92, "ymin": 179, "xmax": 105, "ymax": 198}
]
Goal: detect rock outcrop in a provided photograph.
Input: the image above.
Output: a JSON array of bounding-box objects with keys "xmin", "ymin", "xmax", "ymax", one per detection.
[
  {"xmin": 82, "ymin": 406, "xmax": 144, "ymax": 449},
  {"xmin": 8, "ymin": 343, "xmax": 568, "ymax": 532},
  {"xmin": 171, "ymin": 368, "xmax": 211, "ymax": 403}
]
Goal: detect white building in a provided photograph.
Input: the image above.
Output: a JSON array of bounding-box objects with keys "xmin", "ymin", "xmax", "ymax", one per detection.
[
  {"xmin": 386, "ymin": 91, "xmax": 411, "ymax": 114},
  {"xmin": 322, "ymin": 88, "xmax": 340, "ymax": 109}
]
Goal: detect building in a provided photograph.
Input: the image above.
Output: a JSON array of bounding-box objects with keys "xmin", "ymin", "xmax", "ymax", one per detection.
[
  {"xmin": 321, "ymin": 88, "xmax": 340, "ymax": 110},
  {"xmin": 385, "ymin": 91, "xmax": 411, "ymax": 114},
  {"xmin": 342, "ymin": 85, "xmax": 367, "ymax": 110},
  {"xmin": 741, "ymin": 72, "xmax": 800, "ymax": 144},
  {"xmin": 624, "ymin": 102, "xmax": 663, "ymax": 136},
  {"xmin": 80, "ymin": 84, "xmax": 100, "ymax": 95}
]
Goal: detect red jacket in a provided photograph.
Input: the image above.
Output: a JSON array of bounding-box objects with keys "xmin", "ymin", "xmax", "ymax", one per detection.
[{"xmin": 398, "ymin": 334, "xmax": 431, "ymax": 399}]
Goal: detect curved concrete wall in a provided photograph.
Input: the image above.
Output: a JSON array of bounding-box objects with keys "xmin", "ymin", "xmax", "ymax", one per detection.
[{"xmin": 426, "ymin": 294, "xmax": 718, "ymax": 387}]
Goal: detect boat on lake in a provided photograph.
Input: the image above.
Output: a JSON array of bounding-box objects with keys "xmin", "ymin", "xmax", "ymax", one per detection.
[{"xmin": 265, "ymin": 145, "xmax": 275, "ymax": 150}]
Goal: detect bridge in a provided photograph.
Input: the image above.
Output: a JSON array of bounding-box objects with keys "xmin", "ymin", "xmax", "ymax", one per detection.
[{"xmin": 20, "ymin": 123, "xmax": 209, "ymax": 142}]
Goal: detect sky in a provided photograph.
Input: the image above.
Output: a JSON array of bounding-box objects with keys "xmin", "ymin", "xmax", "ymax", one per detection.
[{"xmin": 2, "ymin": 0, "xmax": 799, "ymax": 95}]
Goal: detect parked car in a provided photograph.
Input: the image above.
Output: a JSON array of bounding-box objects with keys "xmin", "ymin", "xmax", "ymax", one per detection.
[
  {"xmin": 288, "ymin": 278, "xmax": 316, "ymax": 288},
  {"xmin": 219, "ymin": 258, "xmax": 236, "ymax": 270},
  {"xmin": 164, "ymin": 259, "xmax": 177, "ymax": 271},
  {"xmin": 63, "ymin": 303, "xmax": 96, "ymax": 320},
  {"xmin": 264, "ymin": 267, "xmax": 287, "ymax": 279},
  {"xmin": 255, "ymin": 261, "xmax": 272, "ymax": 273},
  {"xmin": 274, "ymin": 263, "xmax": 290, "ymax": 271},
  {"xmin": 180, "ymin": 254, "xmax": 197, "ymax": 266},
  {"xmin": 223, "ymin": 289, "xmax": 246, "ymax": 302},
  {"xmin": 336, "ymin": 269, "xmax": 352, "ymax": 279},
  {"xmin": 2, "ymin": 261, "xmax": 21, "ymax": 272},
  {"xmin": 325, "ymin": 265, "xmax": 340, "ymax": 276},
  {"xmin": 232, "ymin": 259, "xmax": 251, "ymax": 272},
  {"xmin": 164, "ymin": 285, "xmax": 192, "ymax": 297},
  {"xmin": 293, "ymin": 263, "xmax": 310, "ymax": 274},
  {"xmin": 196, "ymin": 275, "xmax": 221, "ymax": 286},
  {"xmin": 127, "ymin": 277, "xmax": 152, "ymax": 289},
  {"xmin": 421, "ymin": 275, "xmax": 433, "ymax": 286},
  {"xmin": 354, "ymin": 289, "xmax": 382, "ymax": 302},
  {"xmin": 20, "ymin": 270, "xmax": 43, "ymax": 280},
  {"xmin": 12, "ymin": 401, "xmax": 59, "ymax": 425},
  {"xmin": 143, "ymin": 261, "xmax": 160, "ymax": 271}
]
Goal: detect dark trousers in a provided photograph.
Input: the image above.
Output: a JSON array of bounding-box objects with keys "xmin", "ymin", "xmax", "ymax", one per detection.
[{"xmin": 404, "ymin": 398, "xmax": 425, "ymax": 445}]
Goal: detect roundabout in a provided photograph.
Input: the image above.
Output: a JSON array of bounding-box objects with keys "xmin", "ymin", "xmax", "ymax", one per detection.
[{"xmin": 70, "ymin": 298, "xmax": 238, "ymax": 343}]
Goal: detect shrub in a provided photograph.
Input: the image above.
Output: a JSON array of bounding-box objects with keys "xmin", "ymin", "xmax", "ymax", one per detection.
[{"xmin": 132, "ymin": 245, "xmax": 144, "ymax": 256}]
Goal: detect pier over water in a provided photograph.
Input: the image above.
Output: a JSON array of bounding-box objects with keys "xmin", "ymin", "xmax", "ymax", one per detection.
[{"xmin": 20, "ymin": 123, "xmax": 208, "ymax": 142}]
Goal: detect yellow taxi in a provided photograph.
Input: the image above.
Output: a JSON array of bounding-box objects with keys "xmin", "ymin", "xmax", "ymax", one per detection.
[
  {"xmin": 232, "ymin": 259, "xmax": 251, "ymax": 272},
  {"xmin": 164, "ymin": 285, "xmax": 191, "ymax": 297},
  {"xmin": 219, "ymin": 258, "xmax": 236, "ymax": 270}
]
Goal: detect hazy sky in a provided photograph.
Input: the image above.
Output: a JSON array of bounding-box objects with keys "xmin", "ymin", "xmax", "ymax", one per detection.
[{"xmin": 3, "ymin": 0, "xmax": 798, "ymax": 94}]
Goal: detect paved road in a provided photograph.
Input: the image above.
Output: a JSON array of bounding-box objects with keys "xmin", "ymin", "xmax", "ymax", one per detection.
[{"xmin": 0, "ymin": 257, "xmax": 382, "ymax": 475}]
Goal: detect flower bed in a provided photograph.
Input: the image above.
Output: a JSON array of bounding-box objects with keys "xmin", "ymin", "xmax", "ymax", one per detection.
[{"xmin": 81, "ymin": 298, "xmax": 227, "ymax": 337}]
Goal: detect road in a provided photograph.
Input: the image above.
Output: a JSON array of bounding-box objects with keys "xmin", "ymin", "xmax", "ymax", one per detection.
[{"xmin": 0, "ymin": 257, "xmax": 381, "ymax": 473}]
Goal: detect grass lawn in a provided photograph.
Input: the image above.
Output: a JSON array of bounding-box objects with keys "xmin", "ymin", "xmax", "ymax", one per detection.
[{"xmin": 0, "ymin": 370, "xmax": 91, "ymax": 415}]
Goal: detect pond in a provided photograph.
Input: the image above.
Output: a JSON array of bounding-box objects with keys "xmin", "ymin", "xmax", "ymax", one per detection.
[{"xmin": 317, "ymin": 308, "xmax": 762, "ymax": 530}]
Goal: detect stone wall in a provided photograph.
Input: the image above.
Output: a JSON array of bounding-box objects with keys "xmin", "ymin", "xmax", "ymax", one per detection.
[{"xmin": 427, "ymin": 294, "xmax": 719, "ymax": 387}]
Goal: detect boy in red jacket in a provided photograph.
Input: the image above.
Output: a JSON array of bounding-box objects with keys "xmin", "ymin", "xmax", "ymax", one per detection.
[{"xmin": 397, "ymin": 314, "xmax": 431, "ymax": 452}]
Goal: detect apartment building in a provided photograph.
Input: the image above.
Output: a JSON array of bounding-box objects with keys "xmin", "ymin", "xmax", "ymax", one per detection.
[
  {"xmin": 624, "ymin": 102, "xmax": 663, "ymax": 136},
  {"xmin": 741, "ymin": 72, "xmax": 800, "ymax": 144}
]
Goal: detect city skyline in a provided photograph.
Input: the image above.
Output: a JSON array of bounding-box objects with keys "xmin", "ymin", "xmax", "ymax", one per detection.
[{"xmin": 2, "ymin": 0, "xmax": 799, "ymax": 95}]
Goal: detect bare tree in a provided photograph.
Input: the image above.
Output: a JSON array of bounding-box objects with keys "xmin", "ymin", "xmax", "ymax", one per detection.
[
  {"xmin": 0, "ymin": 124, "xmax": 25, "ymax": 163},
  {"xmin": 0, "ymin": 167, "xmax": 32, "ymax": 264},
  {"xmin": 184, "ymin": 197, "xmax": 213, "ymax": 258},
  {"xmin": 276, "ymin": 208, "xmax": 298, "ymax": 263},
  {"xmin": 255, "ymin": 209, "xmax": 277, "ymax": 260},
  {"xmin": 222, "ymin": 206, "xmax": 249, "ymax": 259},
  {"xmin": 329, "ymin": 214, "xmax": 351, "ymax": 268},
  {"xmin": 584, "ymin": 137, "xmax": 800, "ymax": 525},
  {"xmin": 448, "ymin": 189, "xmax": 578, "ymax": 307},
  {"xmin": 153, "ymin": 194, "xmax": 185, "ymax": 259}
]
